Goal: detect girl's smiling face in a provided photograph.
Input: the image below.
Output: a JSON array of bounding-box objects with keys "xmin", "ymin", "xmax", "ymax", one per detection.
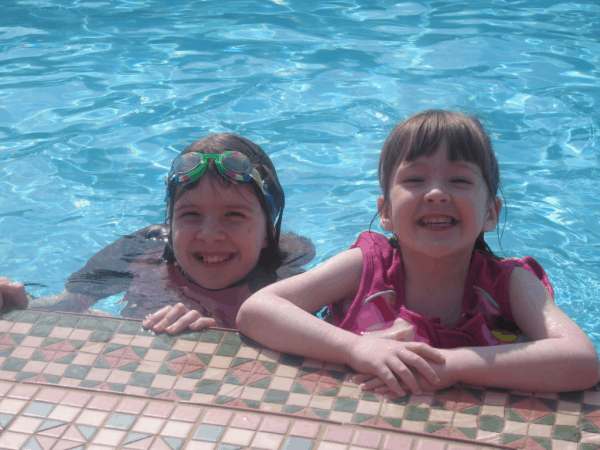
[
  {"xmin": 379, "ymin": 140, "xmax": 501, "ymax": 260},
  {"xmin": 171, "ymin": 176, "xmax": 268, "ymax": 290}
]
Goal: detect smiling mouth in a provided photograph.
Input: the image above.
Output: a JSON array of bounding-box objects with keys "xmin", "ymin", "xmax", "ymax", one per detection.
[
  {"xmin": 195, "ymin": 253, "xmax": 234, "ymax": 264},
  {"xmin": 419, "ymin": 216, "xmax": 456, "ymax": 227}
]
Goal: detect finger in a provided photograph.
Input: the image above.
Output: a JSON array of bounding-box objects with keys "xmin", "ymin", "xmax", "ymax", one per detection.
[
  {"xmin": 0, "ymin": 281, "xmax": 29, "ymax": 309},
  {"xmin": 378, "ymin": 365, "xmax": 410, "ymax": 396},
  {"xmin": 401, "ymin": 353, "xmax": 441, "ymax": 386},
  {"xmin": 142, "ymin": 306, "xmax": 171, "ymax": 329},
  {"xmin": 408, "ymin": 343, "xmax": 446, "ymax": 364},
  {"xmin": 350, "ymin": 372, "xmax": 375, "ymax": 385},
  {"xmin": 359, "ymin": 376, "xmax": 388, "ymax": 391},
  {"xmin": 153, "ymin": 304, "xmax": 191, "ymax": 333},
  {"xmin": 390, "ymin": 364, "xmax": 422, "ymax": 395},
  {"xmin": 188, "ymin": 316, "xmax": 218, "ymax": 331},
  {"xmin": 164, "ymin": 310, "xmax": 203, "ymax": 334}
]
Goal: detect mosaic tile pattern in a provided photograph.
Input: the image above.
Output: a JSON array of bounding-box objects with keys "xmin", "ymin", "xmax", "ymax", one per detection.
[{"xmin": 0, "ymin": 309, "xmax": 598, "ymax": 450}]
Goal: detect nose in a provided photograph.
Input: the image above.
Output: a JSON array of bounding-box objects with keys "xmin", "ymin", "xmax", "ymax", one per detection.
[
  {"xmin": 196, "ymin": 216, "xmax": 226, "ymax": 243},
  {"xmin": 423, "ymin": 182, "xmax": 449, "ymax": 203}
]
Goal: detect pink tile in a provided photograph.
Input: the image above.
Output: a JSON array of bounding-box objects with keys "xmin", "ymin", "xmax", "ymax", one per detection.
[
  {"xmin": 87, "ymin": 395, "xmax": 118, "ymax": 411},
  {"xmin": 0, "ymin": 383, "xmax": 12, "ymax": 397},
  {"xmin": 171, "ymin": 405, "xmax": 201, "ymax": 422},
  {"xmin": 231, "ymin": 413, "xmax": 262, "ymax": 430},
  {"xmin": 116, "ymin": 399, "xmax": 147, "ymax": 414},
  {"xmin": 7, "ymin": 385, "xmax": 38, "ymax": 400},
  {"xmin": 61, "ymin": 392, "xmax": 91, "ymax": 408},
  {"xmin": 447, "ymin": 446, "xmax": 474, "ymax": 450},
  {"xmin": 353, "ymin": 430, "xmax": 382, "ymax": 449},
  {"xmin": 416, "ymin": 440, "xmax": 446, "ymax": 450},
  {"xmin": 202, "ymin": 409, "xmax": 232, "ymax": 426},
  {"xmin": 323, "ymin": 425, "xmax": 354, "ymax": 444},
  {"xmin": 259, "ymin": 417, "xmax": 290, "ymax": 434},
  {"xmin": 290, "ymin": 421, "xmax": 320, "ymax": 439},
  {"xmin": 143, "ymin": 402, "xmax": 174, "ymax": 419},
  {"xmin": 383, "ymin": 434, "xmax": 415, "ymax": 450},
  {"xmin": 36, "ymin": 388, "xmax": 65, "ymax": 404}
]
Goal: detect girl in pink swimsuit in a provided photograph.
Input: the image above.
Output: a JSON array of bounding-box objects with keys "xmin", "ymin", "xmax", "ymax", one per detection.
[{"xmin": 238, "ymin": 110, "xmax": 600, "ymax": 394}]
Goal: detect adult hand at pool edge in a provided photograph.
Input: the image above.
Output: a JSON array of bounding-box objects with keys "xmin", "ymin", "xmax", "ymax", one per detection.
[
  {"xmin": 347, "ymin": 337, "xmax": 446, "ymax": 396},
  {"xmin": 0, "ymin": 277, "xmax": 29, "ymax": 311},
  {"xmin": 142, "ymin": 303, "xmax": 217, "ymax": 334}
]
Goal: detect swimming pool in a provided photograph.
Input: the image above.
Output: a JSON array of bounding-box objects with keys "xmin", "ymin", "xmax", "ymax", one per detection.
[{"xmin": 1, "ymin": 0, "xmax": 599, "ymax": 347}]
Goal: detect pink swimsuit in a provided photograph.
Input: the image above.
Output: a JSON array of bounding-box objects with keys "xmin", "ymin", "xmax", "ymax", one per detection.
[{"xmin": 330, "ymin": 232, "xmax": 553, "ymax": 349}]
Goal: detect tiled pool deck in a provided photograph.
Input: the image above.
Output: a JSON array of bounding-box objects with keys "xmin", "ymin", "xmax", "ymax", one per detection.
[{"xmin": 0, "ymin": 310, "xmax": 598, "ymax": 450}]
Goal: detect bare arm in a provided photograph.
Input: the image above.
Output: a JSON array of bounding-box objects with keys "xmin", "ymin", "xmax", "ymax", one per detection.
[{"xmin": 237, "ymin": 248, "xmax": 446, "ymax": 395}]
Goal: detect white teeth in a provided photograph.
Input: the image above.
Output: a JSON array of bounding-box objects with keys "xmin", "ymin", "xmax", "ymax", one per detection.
[
  {"xmin": 199, "ymin": 254, "xmax": 231, "ymax": 264},
  {"xmin": 420, "ymin": 217, "xmax": 455, "ymax": 226}
]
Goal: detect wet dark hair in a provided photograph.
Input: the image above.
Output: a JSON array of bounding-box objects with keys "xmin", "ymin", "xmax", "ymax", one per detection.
[
  {"xmin": 378, "ymin": 110, "xmax": 501, "ymax": 258},
  {"xmin": 163, "ymin": 133, "xmax": 285, "ymax": 270}
]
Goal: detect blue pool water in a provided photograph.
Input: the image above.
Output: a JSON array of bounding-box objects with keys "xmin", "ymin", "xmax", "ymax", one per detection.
[{"xmin": 1, "ymin": 1, "xmax": 599, "ymax": 345}]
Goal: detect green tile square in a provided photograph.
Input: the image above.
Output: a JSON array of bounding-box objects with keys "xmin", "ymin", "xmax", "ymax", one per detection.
[
  {"xmin": 179, "ymin": 330, "xmax": 203, "ymax": 341},
  {"xmin": 17, "ymin": 311, "xmax": 43, "ymax": 323},
  {"xmin": 502, "ymin": 434, "xmax": 524, "ymax": 445},
  {"xmin": 194, "ymin": 353, "xmax": 211, "ymax": 365},
  {"xmin": 581, "ymin": 419, "xmax": 600, "ymax": 434},
  {"xmin": 216, "ymin": 344, "xmax": 238, "ymax": 357},
  {"xmin": 195, "ymin": 380, "xmax": 221, "ymax": 395},
  {"xmin": 406, "ymin": 406, "xmax": 429, "ymax": 421},
  {"xmin": 9, "ymin": 333, "xmax": 25, "ymax": 345},
  {"xmin": 581, "ymin": 444, "xmax": 600, "ymax": 450},
  {"xmin": 201, "ymin": 330, "xmax": 224, "ymax": 343},
  {"xmin": 215, "ymin": 396, "xmax": 236, "ymax": 405},
  {"xmin": 354, "ymin": 413, "xmax": 374, "ymax": 423},
  {"xmin": 531, "ymin": 437, "xmax": 552, "ymax": 450},
  {"xmin": 108, "ymin": 383, "xmax": 126, "ymax": 392},
  {"xmin": 283, "ymin": 405, "xmax": 303, "ymax": 414},
  {"xmin": 44, "ymin": 374, "xmax": 61, "ymax": 383},
  {"xmin": 103, "ymin": 343, "xmax": 124, "ymax": 354},
  {"xmin": 117, "ymin": 322, "xmax": 141, "ymax": 335},
  {"xmin": 427, "ymin": 424, "xmax": 445, "ymax": 433},
  {"xmin": 534, "ymin": 414, "xmax": 554, "ymax": 425},
  {"xmin": 119, "ymin": 362, "xmax": 139, "ymax": 372},
  {"xmin": 80, "ymin": 380, "xmax": 101, "ymax": 389},
  {"xmin": 261, "ymin": 361, "xmax": 277, "ymax": 373},
  {"xmin": 148, "ymin": 388, "xmax": 167, "ymax": 397},
  {"xmin": 249, "ymin": 377, "xmax": 271, "ymax": 389},
  {"xmin": 318, "ymin": 387, "xmax": 338, "ymax": 397},
  {"xmin": 507, "ymin": 408, "xmax": 526, "ymax": 422},
  {"xmin": 55, "ymin": 354, "xmax": 76, "ymax": 365},
  {"xmin": 458, "ymin": 427, "xmax": 477, "ymax": 440},
  {"xmin": 292, "ymin": 382, "xmax": 310, "ymax": 395},
  {"xmin": 264, "ymin": 389, "xmax": 289, "ymax": 404},
  {"xmin": 175, "ymin": 391, "xmax": 192, "ymax": 401},
  {"xmin": 361, "ymin": 392, "xmax": 380, "ymax": 402},
  {"xmin": 64, "ymin": 365, "xmax": 91, "ymax": 380},
  {"xmin": 389, "ymin": 394, "xmax": 410, "ymax": 405},
  {"xmin": 130, "ymin": 372, "xmax": 155, "ymax": 388},
  {"xmin": 57, "ymin": 315, "xmax": 81, "ymax": 328},
  {"xmin": 183, "ymin": 369, "xmax": 205, "ymax": 379},
  {"xmin": 89, "ymin": 330, "xmax": 115, "ymax": 343},
  {"xmin": 69, "ymin": 339, "xmax": 86, "ymax": 350},
  {"xmin": 132, "ymin": 346, "xmax": 149, "ymax": 359},
  {"xmin": 16, "ymin": 372, "xmax": 39, "ymax": 381},
  {"xmin": 382, "ymin": 417, "xmax": 401, "ymax": 428},
  {"xmin": 159, "ymin": 364, "xmax": 177, "ymax": 377},
  {"xmin": 462, "ymin": 405, "xmax": 480, "ymax": 415},
  {"xmin": 222, "ymin": 333, "xmax": 242, "ymax": 346},
  {"xmin": 77, "ymin": 317, "xmax": 101, "ymax": 330},
  {"xmin": 137, "ymin": 327, "xmax": 155, "ymax": 336},
  {"xmin": 29, "ymin": 324, "xmax": 54, "ymax": 337},
  {"xmin": 167, "ymin": 350, "xmax": 188, "ymax": 361},
  {"xmin": 98, "ymin": 320, "xmax": 120, "ymax": 333},
  {"xmin": 554, "ymin": 425, "xmax": 581, "ymax": 442},
  {"xmin": 0, "ymin": 310, "xmax": 23, "ymax": 321},
  {"xmin": 94, "ymin": 358, "xmax": 111, "ymax": 369},
  {"xmin": 479, "ymin": 415, "xmax": 504, "ymax": 432},
  {"xmin": 333, "ymin": 397, "xmax": 358, "ymax": 413},
  {"xmin": 106, "ymin": 413, "xmax": 136, "ymax": 430},
  {"xmin": 232, "ymin": 357, "xmax": 253, "ymax": 368},
  {"xmin": 152, "ymin": 334, "xmax": 177, "ymax": 350},
  {"xmin": 2, "ymin": 357, "xmax": 28, "ymax": 372},
  {"xmin": 38, "ymin": 314, "xmax": 61, "ymax": 326},
  {"xmin": 0, "ymin": 347, "xmax": 15, "ymax": 358},
  {"xmin": 42, "ymin": 338, "xmax": 64, "ymax": 347}
]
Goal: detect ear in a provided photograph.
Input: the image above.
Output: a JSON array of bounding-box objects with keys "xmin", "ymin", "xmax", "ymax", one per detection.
[
  {"xmin": 482, "ymin": 197, "xmax": 502, "ymax": 232},
  {"xmin": 262, "ymin": 231, "xmax": 269, "ymax": 249},
  {"xmin": 378, "ymin": 196, "xmax": 394, "ymax": 232}
]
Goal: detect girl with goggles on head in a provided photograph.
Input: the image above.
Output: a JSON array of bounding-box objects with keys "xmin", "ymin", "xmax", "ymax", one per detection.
[{"xmin": 4, "ymin": 134, "xmax": 314, "ymax": 334}]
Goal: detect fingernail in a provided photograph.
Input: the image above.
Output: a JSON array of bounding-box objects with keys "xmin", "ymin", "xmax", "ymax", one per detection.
[{"xmin": 383, "ymin": 393, "xmax": 389, "ymax": 401}]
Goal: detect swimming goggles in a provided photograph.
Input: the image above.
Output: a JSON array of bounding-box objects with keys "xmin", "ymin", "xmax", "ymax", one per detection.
[{"xmin": 165, "ymin": 151, "xmax": 282, "ymax": 226}]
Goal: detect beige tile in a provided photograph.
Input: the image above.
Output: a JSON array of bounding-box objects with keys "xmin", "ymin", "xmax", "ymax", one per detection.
[
  {"xmin": 186, "ymin": 442, "xmax": 216, "ymax": 450},
  {"xmin": 124, "ymin": 385, "xmax": 148, "ymax": 396},
  {"xmin": 22, "ymin": 360, "xmax": 48, "ymax": 373},
  {"xmin": 503, "ymin": 420, "xmax": 528, "ymax": 435},
  {"xmin": 581, "ymin": 432, "xmax": 600, "ymax": 444},
  {"xmin": 223, "ymin": 427, "xmax": 255, "ymax": 445},
  {"xmin": 555, "ymin": 412, "xmax": 579, "ymax": 426},
  {"xmin": 92, "ymin": 429, "xmax": 126, "ymax": 445},
  {"xmin": 585, "ymin": 391, "xmax": 600, "ymax": 406},
  {"xmin": 259, "ymin": 403, "xmax": 283, "ymax": 413},
  {"xmin": 10, "ymin": 346, "xmax": 35, "ymax": 359},
  {"xmin": 76, "ymin": 410, "xmax": 108, "ymax": 427},
  {"xmin": 49, "ymin": 405, "xmax": 80, "ymax": 422},
  {"xmin": 72, "ymin": 352, "xmax": 97, "ymax": 365},
  {"xmin": 136, "ymin": 360, "xmax": 162, "ymax": 373},
  {"xmin": 528, "ymin": 423, "xmax": 552, "ymax": 438},
  {"xmin": 0, "ymin": 431, "xmax": 29, "ymax": 449},
  {"xmin": 317, "ymin": 443, "xmax": 347, "ymax": 450},
  {"xmin": 475, "ymin": 430, "xmax": 503, "ymax": 445},
  {"xmin": 380, "ymin": 401, "xmax": 405, "ymax": 418},
  {"xmin": 59, "ymin": 378, "xmax": 81, "ymax": 388},
  {"xmin": 408, "ymin": 394, "xmax": 433, "ymax": 407},
  {"xmin": 173, "ymin": 339, "xmax": 196, "ymax": 352},
  {"xmin": 132, "ymin": 417, "xmax": 165, "ymax": 433},
  {"xmin": 69, "ymin": 329, "xmax": 93, "ymax": 341},
  {"xmin": 551, "ymin": 440, "xmax": 577, "ymax": 450},
  {"xmin": 0, "ymin": 370, "xmax": 15, "ymax": 380},
  {"xmin": 193, "ymin": 342, "xmax": 218, "ymax": 354},
  {"xmin": 85, "ymin": 368, "xmax": 110, "ymax": 382},
  {"xmin": 48, "ymin": 327, "xmax": 72, "ymax": 339},
  {"xmin": 428, "ymin": 409, "xmax": 453, "ymax": 423},
  {"xmin": 210, "ymin": 356, "xmax": 233, "ymax": 369},
  {"xmin": 80, "ymin": 341, "xmax": 105, "ymax": 354},
  {"xmin": 328, "ymin": 411, "xmax": 353, "ymax": 423},
  {"xmin": 20, "ymin": 336, "xmax": 45, "ymax": 348},
  {"xmin": 0, "ymin": 321, "xmax": 12, "ymax": 332},
  {"xmin": 269, "ymin": 376, "xmax": 293, "ymax": 391},
  {"xmin": 338, "ymin": 386, "xmax": 361, "ymax": 398},
  {"xmin": 557, "ymin": 400, "xmax": 581, "ymax": 415},
  {"xmin": 161, "ymin": 420, "xmax": 192, "ymax": 438},
  {"xmin": 173, "ymin": 377, "xmax": 197, "ymax": 391},
  {"xmin": 401, "ymin": 420, "xmax": 426, "ymax": 432},
  {"xmin": 452, "ymin": 412, "xmax": 477, "ymax": 428},
  {"xmin": 110, "ymin": 335, "xmax": 134, "ymax": 346},
  {"xmin": 144, "ymin": 349, "xmax": 169, "ymax": 362},
  {"xmin": 484, "ymin": 391, "xmax": 508, "ymax": 406},
  {"xmin": 236, "ymin": 346, "xmax": 260, "ymax": 359},
  {"xmin": 251, "ymin": 431, "xmax": 283, "ymax": 450},
  {"xmin": 9, "ymin": 323, "xmax": 33, "ymax": 334},
  {"xmin": 481, "ymin": 405, "xmax": 505, "ymax": 417},
  {"xmin": 106, "ymin": 371, "xmax": 132, "ymax": 384},
  {"xmin": 131, "ymin": 335, "xmax": 155, "ymax": 347},
  {"xmin": 190, "ymin": 393, "xmax": 216, "ymax": 404},
  {"xmin": 218, "ymin": 383, "xmax": 243, "ymax": 398},
  {"xmin": 356, "ymin": 400, "xmax": 381, "ymax": 415},
  {"xmin": 240, "ymin": 386, "xmax": 264, "ymax": 401},
  {"xmin": 309, "ymin": 396, "xmax": 335, "ymax": 410},
  {"xmin": 202, "ymin": 368, "xmax": 226, "ymax": 381},
  {"xmin": 286, "ymin": 393, "xmax": 310, "ymax": 407},
  {"xmin": 7, "ymin": 416, "xmax": 43, "ymax": 433},
  {"xmin": 43, "ymin": 362, "xmax": 67, "ymax": 376},
  {"xmin": 150, "ymin": 374, "xmax": 176, "ymax": 390},
  {"xmin": 275, "ymin": 365, "xmax": 298, "ymax": 379}
]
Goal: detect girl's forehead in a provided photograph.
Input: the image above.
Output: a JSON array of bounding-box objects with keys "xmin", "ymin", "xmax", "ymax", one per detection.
[
  {"xmin": 397, "ymin": 146, "xmax": 482, "ymax": 173},
  {"xmin": 175, "ymin": 177, "xmax": 262, "ymax": 211}
]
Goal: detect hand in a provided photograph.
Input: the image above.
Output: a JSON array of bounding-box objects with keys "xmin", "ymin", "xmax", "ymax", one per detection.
[
  {"xmin": 142, "ymin": 303, "xmax": 217, "ymax": 334},
  {"xmin": 347, "ymin": 337, "xmax": 446, "ymax": 396},
  {"xmin": 0, "ymin": 277, "xmax": 29, "ymax": 310},
  {"xmin": 351, "ymin": 356, "xmax": 456, "ymax": 396}
]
